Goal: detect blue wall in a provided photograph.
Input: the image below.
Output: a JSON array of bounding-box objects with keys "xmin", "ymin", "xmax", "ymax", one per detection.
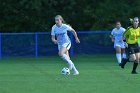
[{"xmin": 0, "ymin": 31, "xmax": 114, "ymax": 58}]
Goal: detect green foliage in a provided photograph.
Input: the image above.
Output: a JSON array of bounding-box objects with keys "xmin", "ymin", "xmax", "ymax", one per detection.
[{"xmin": 0, "ymin": 0, "xmax": 140, "ymax": 32}]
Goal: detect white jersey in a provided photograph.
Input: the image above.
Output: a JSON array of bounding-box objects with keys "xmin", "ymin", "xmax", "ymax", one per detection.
[
  {"xmin": 51, "ymin": 24, "xmax": 72, "ymax": 45},
  {"xmin": 111, "ymin": 27, "xmax": 126, "ymax": 43}
]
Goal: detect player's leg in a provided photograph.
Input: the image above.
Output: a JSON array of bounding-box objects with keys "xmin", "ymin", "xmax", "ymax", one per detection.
[
  {"xmin": 131, "ymin": 51, "xmax": 139, "ymax": 74},
  {"xmin": 121, "ymin": 48, "xmax": 126, "ymax": 59},
  {"xmin": 121, "ymin": 53, "xmax": 136, "ymax": 69},
  {"xmin": 66, "ymin": 51, "xmax": 70, "ymax": 59},
  {"xmin": 115, "ymin": 46, "xmax": 122, "ymax": 65},
  {"xmin": 59, "ymin": 47, "xmax": 73, "ymax": 70},
  {"xmin": 121, "ymin": 45, "xmax": 134, "ymax": 68},
  {"xmin": 120, "ymin": 42, "xmax": 127, "ymax": 65},
  {"xmin": 59, "ymin": 43, "xmax": 79, "ymax": 75},
  {"xmin": 58, "ymin": 43, "xmax": 70, "ymax": 60},
  {"xmin": 66, "ymin": 51, "xmax": 79, "ymax": 75},
  {"xmin": 121, "ymin": 42, "xmax": 127, "ymax": 59}
]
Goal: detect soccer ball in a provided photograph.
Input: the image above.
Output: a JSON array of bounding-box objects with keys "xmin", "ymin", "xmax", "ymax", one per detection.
[{"xmin": 61, "ymin": 67, "xmax": 70, "ymax": 75}]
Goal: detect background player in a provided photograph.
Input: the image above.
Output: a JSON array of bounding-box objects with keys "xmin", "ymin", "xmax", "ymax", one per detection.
[
  {"xmin": 110, "ymin": 21, "xmax": 126, "ymax": 66},
  {"xmin": 51, "ymin": 15, "xmax": 80, "ymax": 75}
]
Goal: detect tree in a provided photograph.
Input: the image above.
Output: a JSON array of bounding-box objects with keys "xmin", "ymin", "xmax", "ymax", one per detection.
[{"xmin": 0, "ymin": 0, "xmax": 140, "ymax": 32}]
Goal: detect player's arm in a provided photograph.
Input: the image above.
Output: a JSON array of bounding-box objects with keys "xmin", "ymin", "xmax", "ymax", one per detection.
[
  {"xmin": 138, "ymin": 28, "xmax": 140, "ymax": 37},
  {"xmin": 110, "ymin": 30, "xmax": 115, "ymax": 42},
  {"xmin": 69, "ymin": 28, "xmax": 80, "ymax": 44},
  {"xmin": 110, "ymin": 35, "xmax": 115, "ymax": 42},
  {"xmin": 123, "ymin": 28, "xmax": 129, "ymax": 42},
  {"xmin": 123, "ymin": 30, "xmax": 128, "ymax": 42},
  {"xmin": 120, "ymin": 28, "xmax": 126, "ymax": 42},
  {"xmin": 51, "ymin": 35, "xmax": 57, "ymax": 44},
  {"xmin": 123, "ymin": 28, "xmax": 130, "ymax": 47},
  {"xmin": 51, "ymin": 27, "xmax": 57, "ymax": 44}
]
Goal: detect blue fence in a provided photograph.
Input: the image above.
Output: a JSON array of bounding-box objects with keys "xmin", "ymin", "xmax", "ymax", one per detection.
[{"xmin": 0, "ymin": 31, "xmax": 114, "ymax": 58}]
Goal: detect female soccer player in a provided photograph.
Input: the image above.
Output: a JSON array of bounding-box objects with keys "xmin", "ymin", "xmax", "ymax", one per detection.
[
  {"xmin": 110, "ymin": 21, "xmax": 126, "ymax": 66},
  {"xmin": 51, "ymin": 15, "xmax": 80, "ymax": 75},
  {"xmin": 121, "ymin": 17, "xmax": 140, "ymax": 74}
]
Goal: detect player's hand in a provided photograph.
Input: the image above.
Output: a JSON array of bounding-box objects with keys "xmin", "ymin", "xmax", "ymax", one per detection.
[
  {"xmin": 125, "ymin": 42, "xmax": 128, "ymax": 48},
  {"xmin": 111, "ymin": 39, "xmax": 114, "ymax": 42},
  {"xmin": 119, "ymin": 39, "xmax": 123, "ymax": 42},
  {"xmin": 75, "ymin": 38, "xmax": 80, "ymax": 44},
  {"xmin": 53, "ymin": 40, "xmax": 57, "ymax": 44}
]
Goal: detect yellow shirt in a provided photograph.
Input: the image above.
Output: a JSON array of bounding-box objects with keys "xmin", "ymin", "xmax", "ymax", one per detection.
[{"xmin": 123, "ymin": 26, "xmax": 140, "ymax": 44}]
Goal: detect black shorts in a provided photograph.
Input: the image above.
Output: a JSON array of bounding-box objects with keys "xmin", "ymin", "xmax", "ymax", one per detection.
[{"xmin": 127, "ymin": 44, "xmax": 140, "ymax": 55}]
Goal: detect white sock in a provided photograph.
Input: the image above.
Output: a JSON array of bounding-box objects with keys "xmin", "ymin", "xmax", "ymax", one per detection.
[
  {"xmin": 62, "ymin": 54, "xmax": 78, "ymax": 73},
  {"xmin": 61, "ymin": 54, "xmax": 73, "ymax": 70},
  {"xmin": 122, "ymin": 53, "xmax": 126, "ymax": 59},
  {"xmin": 116, "ymin": 53, "xmax": 122, "ymax": 64},
  {"xmin": 69, "ymin": 60, "xmax": 78, "ymax": 73}
]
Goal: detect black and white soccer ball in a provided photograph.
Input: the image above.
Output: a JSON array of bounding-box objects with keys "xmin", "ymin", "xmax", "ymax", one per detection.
[{"xmin": 61, "ymin": 67, "xmax": 70, "ymax": 75}]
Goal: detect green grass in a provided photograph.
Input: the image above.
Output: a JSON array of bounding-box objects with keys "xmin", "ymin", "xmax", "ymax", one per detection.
[{"xmin": 0, "ymin": 55, "xmax": 140, "ymax": 93}]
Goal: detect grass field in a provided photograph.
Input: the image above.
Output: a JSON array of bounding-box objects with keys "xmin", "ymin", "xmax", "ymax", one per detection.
[{"xmin": 0, "ymin": 54, "xmax": 140, "ymax": 93}]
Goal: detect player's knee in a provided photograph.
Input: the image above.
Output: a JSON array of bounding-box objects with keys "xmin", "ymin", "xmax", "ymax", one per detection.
[
  {"xmin": 135, "ymin": 61, "xmax": 139, "ymax": 63},
  {"xmin": 136, "ymin": 59, "xmax": 139, "ymax": 63},
  {"xmin": 58, "ymin": 52, "xmax": 64, "ymax": 57},
  {"xmin": 131, "ymin": 57, "xmax": 136, "ymax": 61}
]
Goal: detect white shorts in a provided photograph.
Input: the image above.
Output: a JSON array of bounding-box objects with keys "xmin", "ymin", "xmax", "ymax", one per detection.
[
  {"xmin": 114, "ymin": 42, "xmax": 125, "ymax": 48},
  {"xmin": 58, "ymin": 43, "xmax": 71, "ymax": 50}
]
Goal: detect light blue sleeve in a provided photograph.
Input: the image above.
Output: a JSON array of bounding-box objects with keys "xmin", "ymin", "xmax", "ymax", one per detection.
[
  {"xmin": 122, "ymin": 28, "xmax": 126, "ymax": 32},
  {"xmin": 64, "ymin": 24, "xmax": 73, "ymax": 31},
  {"xmin": 111, "ymin": 29, "xmax": 114, "ymax": 35},
  {"xmin": 51, "ymin": 26, "xmax": 55, "ymax": 35}
]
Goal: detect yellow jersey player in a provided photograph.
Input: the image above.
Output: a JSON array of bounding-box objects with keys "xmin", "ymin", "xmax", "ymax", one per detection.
[{"xmin": 121, "ymin": 17, "xmax": 140, "ymax": 74}]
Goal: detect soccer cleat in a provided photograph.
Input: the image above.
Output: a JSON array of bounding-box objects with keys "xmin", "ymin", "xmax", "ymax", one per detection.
[
  {"xmin": 131, "ymin": 71, "xmax": 138, "ymax": 74},
  {"xmin": 119, "ymin": 63, "xmax": 122, "ymax": 66},
  {"xmin": 73, "ymin": 71, "xmax": 79, "ymax": 75},
  {"xmin": 121, "ymin": 58, "xmax": 128, "ymax": 69}
]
